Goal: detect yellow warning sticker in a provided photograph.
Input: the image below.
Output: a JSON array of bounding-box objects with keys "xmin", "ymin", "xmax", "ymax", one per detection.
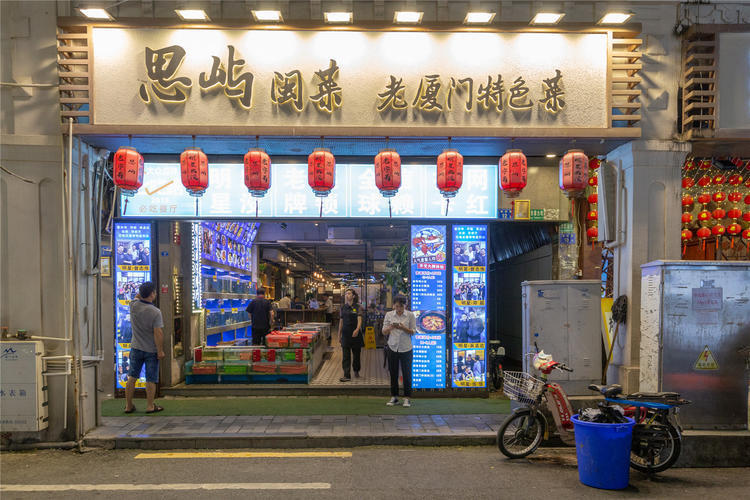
[{"xmin": 694, "ymin": 345, "xmax": 719, "ymax": 370}]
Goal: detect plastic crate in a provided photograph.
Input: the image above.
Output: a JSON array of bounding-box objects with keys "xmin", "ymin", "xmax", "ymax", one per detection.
[
  {"xmin": 289, "ymin": 331, "xmax": 317, "ymax": 348},
  {"xmin": 266, "ymin": 333, "xmax": 290, "ymax": 348},
  {"xmin": 223, "ymin": 348, "xmax": 253, "ymax": 361},
  {"xmin": 201, "ymin": 348, "xmax": 223, "ymax": 361},
  {"xmin": 186, "ymin": 374, "xmax": 218, "ymax": 384},
  {"xmin": 192, "ymin": 361, "xmax": 218, "ymax": 375},
  {"xmin": 251, "ymin": 362, "xmax": 278, "ymax": 374},
  {"xmin": 278, "ymin": 362, "xmax": 308, "ymax": 374},
  {"xmin": 220, "ymin": 361, "xmax": 249, "ymax": 375}
]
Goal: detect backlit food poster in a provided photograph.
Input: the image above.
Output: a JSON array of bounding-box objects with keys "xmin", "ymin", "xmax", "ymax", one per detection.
[
  {"xmin": 113, "ymin": 222, "xmax": 153, "ymax": 390},
  {"xmin": 410, "ymin": 225, "xmax": 447, "ymax": 389},
  {"xmin": 451, "ymin": 225, "xmax": 488, "ymax": 388}
]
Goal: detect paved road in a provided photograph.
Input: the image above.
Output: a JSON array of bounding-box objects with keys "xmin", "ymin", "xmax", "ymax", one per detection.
[{"xmin": 2, "ymin": 446, "xmax": 748, "ymax": 499}]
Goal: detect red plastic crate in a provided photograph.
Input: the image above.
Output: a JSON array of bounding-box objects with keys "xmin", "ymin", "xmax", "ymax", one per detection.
[
  {"xmin": 266, "ymin": 333, "xmax": 290, "ymax": 348},
  {"xmin": 252, "ymin": 362, "xmax": 278, "ymax": 374},
  {"xmin": 279, "ymin": 363, "xmax": 308, "ymax": 374}
]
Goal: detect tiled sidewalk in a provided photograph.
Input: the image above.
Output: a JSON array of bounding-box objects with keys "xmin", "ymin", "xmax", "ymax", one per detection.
[{"xmin": 84, "ymin": 414, "xmax": 506, "ymax": 449}]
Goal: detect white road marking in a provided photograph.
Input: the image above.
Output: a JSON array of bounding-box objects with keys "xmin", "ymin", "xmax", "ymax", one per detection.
[
  {"xmin": 1, "ymin": 483, "xmax": 331, "ymax": 492},
  {"xmin": 134, "ymin": 451, "xmax": 352, "ymax": 459}
]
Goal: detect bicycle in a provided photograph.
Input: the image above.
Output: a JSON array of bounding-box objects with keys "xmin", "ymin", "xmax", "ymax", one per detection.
[
  {"xmin": 488, "ymin": 340, "xmax": 505, "ymax": 391},
  {"xmin": 496, "ymin": 346, "xmax": 576, "ymax": 458},
  {"xmin": 589, "ymin": 383, "xmax": 691, "ymax": 473}
]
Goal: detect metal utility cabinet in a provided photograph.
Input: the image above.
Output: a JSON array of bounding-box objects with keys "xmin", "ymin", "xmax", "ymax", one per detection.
[
  {"xmin": 640, "ymin": 260, "xmax": 750, "ymax": 430},
  {"xmin": 522, "ymin": 280, "xmax": 602, "ymax": 395},
  {"xmin": 0, "ymin": 341, "xmax": 48, "ymax": 432}
]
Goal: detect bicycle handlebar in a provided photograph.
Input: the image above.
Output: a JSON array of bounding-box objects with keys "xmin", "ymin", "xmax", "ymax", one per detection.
[{"xmin": 556, "ymin": 364, "xmax": 574, "ymax": 372}]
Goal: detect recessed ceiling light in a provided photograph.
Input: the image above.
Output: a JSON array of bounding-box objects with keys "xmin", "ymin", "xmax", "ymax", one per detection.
[
  {"xmin": 394, "ymin": 11, "xmax": 423, "ymax": 24},
  {"xmin": 78, "ymin": 8, "xmax": 114, "ymax": 20},
  {"xmin": 175, "ymin": 9, "xmax": 210, "ymax": 21},
  {"xmin": 546, "ymin": 154, "xmax": 557, "ymax": 158},
  {"xmin": 324, "ymin": 11, "xmax": 353, "ymax": 23},
  {"xmin": 598, "ymin": 12, "xmax": 633, "ymax": 24},
  {"xmin": 530, "ymin": 12, "xmax": 564, "ymax": 25},
  {"xmin": 464, "ymin": 12, "xmax": 495, "ymax": 24},
  {"xmin": 252, "ymin": 10, "xmax": 283, "ymax": 22}
]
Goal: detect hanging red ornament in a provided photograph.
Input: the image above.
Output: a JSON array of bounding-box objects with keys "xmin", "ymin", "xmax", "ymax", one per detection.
[
  {"xmin": 588, "ymin": 175, "xmax": 598, "ymax": 187},
  {"xmin": 180, "ymin": 147, "xmax": 209, "ymax": 216},
  {"xmin": 697, "ymin": 176, "xmax": 712, "ymax": 188},
  {"xmin": 587, "ymin": 226, "xmax": 598, "ymax": 239},
  {"xmin": 696, "ymin": 226, "xmax": 711, "ymax": 252},
  {"xmin": 113, "ymin": 147, "xmax": 144, "ymax": 196},
  {"xmin": 697, "ymin": 210, "xmax": 712, "ymax": 223},
  {"xmin": 499, "ymin": 149, "xmax": 528, "ymax": 198},
  {"xmin": 243, "ymin": 149, "xmax": 271, "ymax": 217},
  {"xmin": 697, "ymin": 193, "xmax": 712, "ymax": 205},
  {"xmin": 728, "ymin": 191, "xmax": 742, "ymax": 203},
  {"xmin": 712, "ymin": 174, "xmax": 726, "ymax": 185},
  {"xmin": 698, "ymin": 159, "xmax": 712, "ymax": 170},
  {"xmin": 589, "ymin": 157, "xmax": 601, "ymax": 170},
  {"xmin": 587, "ymin": 193, "xmax": 598, "ymax": 204},
  {"xmin": 683, "ymin": 158, "xmax": 695, "ymax": 171},
  {"xmin": 727, "ymin": 223, "xmax": 742, "ymax": 237},
  {"xmin": 745, "ymin": 193, "xmax": 750, "ymax": 205},
  {"xmin": 681, "ymin": 213, "xmax": 693, "ymax": 225},
  {"xmin": 745, "ymin": 178, "xmax": 750, "ymax": 188},
  {"xmin": 712, "ymin": 191, "xmax": 727, "ymax": 203},
  {"xmin": 587, "ymin": 210, "xmax": 598, "ymax": 222},
  {"xmin": 308, "ymin": 148, "xmax": 336, "ymax": 217},
  {"xmin": 681, "ymin": 177, "xmax": 695, "ymax": 189},
  {"xmin": 728, "ymin": 174, "xmax": 743, "ymax": 186},
  {"xmin": 743, "ymin": 212, "xmax": 750, "ymax": 223},
  {"xmin": 682, "ymin": 195, "xmax": 694, "ymax": 208},
  {"xmin": 681, "ymin": 228, "xmax": 693, "ymax": 241},
  {"xmin": 742, "ymin": 229, "xmax": 750, "ymax": 253},
  {"xmin": 727, "ymin": 208, "xmax": 743, "ymax": 220},
  {"xmin": 712, "ymin": 224, "xmax": 726, "ymax": 237},
  {"xmin": 559, "ymin": 149, "xmax": 588, "ymax": 198},
  {"xmin": 374, "ymin": 149, "xmax": 402, "ymax": 217},
  {"xmin": 712, "ymin": 208, "xmax": 726, "ymax": 220},
  {"xmin": 437, "ymin": 149, "xmax": 464, "ymax": 215}
]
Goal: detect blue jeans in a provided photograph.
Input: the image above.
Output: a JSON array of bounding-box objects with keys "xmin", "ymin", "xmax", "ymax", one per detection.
[{"xmin": 128, "ymin": 348, "xmax": 159, "ymax": 383}]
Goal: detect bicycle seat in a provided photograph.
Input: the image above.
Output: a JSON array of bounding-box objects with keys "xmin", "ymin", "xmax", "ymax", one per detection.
[{"xmin": 588, "ymin": 384, "xmax": 623, "ymax": 398}]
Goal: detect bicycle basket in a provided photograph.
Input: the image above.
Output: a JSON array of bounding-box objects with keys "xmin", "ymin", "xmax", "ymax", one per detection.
[{"xmin": 502, "ymin": 371, "xmax": 545, "ymax": 404}]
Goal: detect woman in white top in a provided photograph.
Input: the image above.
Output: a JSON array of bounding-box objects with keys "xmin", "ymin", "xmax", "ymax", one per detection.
[{"xmin": 382, "ymin": 296, "xmax": 416, "ymax": 407}]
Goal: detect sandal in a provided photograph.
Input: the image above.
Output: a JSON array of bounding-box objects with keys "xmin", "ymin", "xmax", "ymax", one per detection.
[
  {"xmin": 145, "ymin": 405, "xmax": 164, "ymax": 414},
  {"xmin": 124, "ymin": 407, "xmax": 137, "ymax": 414}
]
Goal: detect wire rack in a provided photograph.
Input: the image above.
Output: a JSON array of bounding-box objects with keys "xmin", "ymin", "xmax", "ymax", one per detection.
[{"xmin": 502, "ymin": 371, "xmax": 545, "ymax": 405}]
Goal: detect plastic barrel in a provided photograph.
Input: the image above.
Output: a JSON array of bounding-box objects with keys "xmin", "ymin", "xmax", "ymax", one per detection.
[{"xmin": 571, "ymin": 414, "xmax": 635, "ymax": 490}]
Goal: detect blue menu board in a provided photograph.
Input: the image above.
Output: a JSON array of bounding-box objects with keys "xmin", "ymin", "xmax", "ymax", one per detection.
[
  {"xmin": 200, "ymin": 221, "xmax": 258, "ymax": 271},
  {"xmin": 113, "ymin": 222, "xmax": 152, "ymax": 390},
  {"xmin": 451, "ymin": 225, "xmax": 488, "ymax": 388},
  {"xmin": 410, "ymin": 225, "xmax": 447, "ymax": 389}
]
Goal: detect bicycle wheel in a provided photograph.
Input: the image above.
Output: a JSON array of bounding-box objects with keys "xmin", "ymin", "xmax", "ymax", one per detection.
[
  {"xmin": 497, "ymin": 410, "xmax": 544, "ymax": 459},
  {"xmin": 630, "ymin": 423, "xmax": 681, "ymax": 473},
  {"xmin": 491, "ymin": 363, "xmax": 503, "ymax": 391}
]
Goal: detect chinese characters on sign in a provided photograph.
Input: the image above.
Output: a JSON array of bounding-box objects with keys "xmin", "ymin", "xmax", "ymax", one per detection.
[{"xmin": 137, "ymin": 43, "xmax": 565, "ymax": 116}]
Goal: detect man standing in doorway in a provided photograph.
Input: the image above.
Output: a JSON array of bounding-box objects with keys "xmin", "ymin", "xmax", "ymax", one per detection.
[
  {"xmin": 124, "ymin": 282, "xmax": 165, "ymax": 414},
  {"xmin": 246, "ymin": 288, "xmax": 274, "ymax": 346},
  {"xmin": 382, "ymin": 296, "xmax": 416, "ymax": 407},
  {"xmin": 324, "ymin": 294, "xmax": 334, "ymax": 323}
]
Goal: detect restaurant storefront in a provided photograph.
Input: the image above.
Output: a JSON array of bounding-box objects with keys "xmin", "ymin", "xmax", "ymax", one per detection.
[{"xmin": 4, "ymin": 0, "xmax": 748, "ymax": 442}]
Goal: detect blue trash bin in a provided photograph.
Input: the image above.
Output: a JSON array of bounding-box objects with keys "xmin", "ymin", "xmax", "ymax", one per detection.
[{"xmin": 571, "ymin": 414, "xmax": 635, "ymax": 490}]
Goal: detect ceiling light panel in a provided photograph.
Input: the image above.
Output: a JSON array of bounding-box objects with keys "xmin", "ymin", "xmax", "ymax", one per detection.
[
  {"xmin": 599, "ymin": 12, "xmax": 633, "ymax": 24},
  {"xmin": 530, "ymin": 12, "xmax": 564, "ymax": 25},
  {"xmin": 464, "ymin": 12, "xmax": 495, "ymax": 24},
  {"xmin": 175, "ymin": 9, "xmax": 210, "ymax": 21},
  {"xmin": 394, "ymin": 11, "xmax": 423, "ymax": 24},
  {"xmin": 324, "ymin": 11, "xmax": 353, "ymax": 23},
  {"xmin": 252, "ymin": 10, "xmax": 283, "ymax": 22},
  {"xmin": 79, "ymin": 8, "xmax": 113, "ymax": 20}
]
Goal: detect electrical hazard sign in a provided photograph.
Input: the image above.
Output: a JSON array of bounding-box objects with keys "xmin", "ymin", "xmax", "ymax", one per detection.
[{"xmin": 694, "ymin": 345, "xmax": 719, "ymax": 370}]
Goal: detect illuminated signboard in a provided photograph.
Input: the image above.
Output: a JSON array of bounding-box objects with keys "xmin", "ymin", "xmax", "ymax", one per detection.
[
  {"xmin": 191, "ymin": 222, "xmax": 202, "ymax": 310},
  {"xmin": 120, "ymin": 163, "xmax": 496, "ymax": 219},
  {"xmin": 410, "ymin": 225, "xmax": 447, "ymax": 389},
  {"xmin": 113, "ymin": 222, "xmax": 153, "ymax": 390},
  {"xmin": 200, "ymin": 221, "xmax": 257, "ymax": 271},
  {"xmin": 451, "ymin": 225, "xmax": 488, "ymax": 388}
]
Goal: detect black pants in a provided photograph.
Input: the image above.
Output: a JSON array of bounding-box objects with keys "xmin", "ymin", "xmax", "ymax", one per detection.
[
  {"xmin": 388, "ymin": 349, "xmax": 413, "ymax": 398},
  {"xmin": 251, "ymin": 326, "xmax": 269, "ymax": 346},
  {"xmin": 341, "ymin": 340, "xmax": 361, "ymax": 377}
]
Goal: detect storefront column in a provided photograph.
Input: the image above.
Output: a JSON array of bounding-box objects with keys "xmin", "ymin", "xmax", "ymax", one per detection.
[{"xmin": 605, "ymin": 140, "xmax": 690, "ymax": 392}]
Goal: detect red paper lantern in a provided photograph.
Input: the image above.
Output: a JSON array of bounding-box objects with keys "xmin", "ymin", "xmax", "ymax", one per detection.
[
  {"xmin": 374, "ymin": 150, "xmax": 402, "ymax": 197},
  {"xmin": 559, "ymin": 149, "xmax": 589, "ymax": 198},
  {"xmin": 499, "ymin": 149, "xmax": 527, "ymax": 198},
  {"xmin": 745, "ymin": 194, "xmax": 750, "ymax": 205},
  {"xmin": 712, "ymin": 208, "xmax": 726, "ymax": 220},
  {"xmin": 696, "ymin": 226, "xmax": 711, "ymax": 240},
  {"xmin": 712, "ymin": 191, "xmax": 726, "ymax": 203},
  {"xmin": 712, "ymin": 224, "xmax": 726, "ymax": 237},
  {"xmin": 588, "ymin": 175, "xmax": 598, "ymax": 187},
  {"xmin": 728, "ymin": 174, "xmax": 743, "ymax": 186},
  {"xmin": 113, "ymin": 147, "xmax": 144, "ymax": 196},
  {"xmin": 728, "ymin": 191, "xmax": 742, "ymax": 203},
  {"xmin": 587, "ymin": 210, "xmax": 598, "ymax": 221},
  {"xmin": 587, "ymin": 193, "xmax": 598, "ymax": 204},
  {"xmin": 243, "ymin": 149, "xmax": 271, "ymax": 198},
  {"xmin": 743, "ymin": 212, "xmax": 750, "ymax": 222},
  {"xmin": 727, "ymin": 223, "xmax": 742, "ymax": 236},
  {"xmin": 589, "ymin": 157, "xmax": 601, "ymax": 170},
  {"xmin": 681, "ymin": 228, "xmax": 693, "ymax": 241},
  {"xmin": 698, "ymin": 159, "xmax": 712, "ymax": 170},
  {"xmin": 727, "ymin": 208, "xmax": 742, "ymax": 220},
  {"xmin": 697, "ymin": 176, "xmax": 712, "ymax": 188},
  {"xmin": 681, "ymin": 195, "xmax": 694, "ymax": 208},
  {"xmin": 180, "ymin": 148, "xmax": 209, "ymax": 196},
  {"xmin": 743, "ymin": 229, "xmax": 750, "ymax": 241},
  {"xmin": 437, "ymin": 149, "xmax": 464, "ymax": 198},
  {"xmin": 683, "ymin": 158, "xmax": 695, "ymax": 171},
  {"xmin": 745, "ymin": 178, "xmax": 750, "ymax": 188},
  {"xmin": 697, "ymin": 193, "xmax": 712, "ymax": 205},
  {"xmin": 712, "ymin": 174, "xmax": 726, "ymax": 185},
  {"xmin": 697, "ymin": 210, "xmax": 712, "ymax": 222},
  {"xmin": 587, "ymin": 226, "xmax": 598, "ymax": 240},
  {"xmin": 308, "ymin": 148, "xmax": 336, "ymax": 197},
  {"xmin": 681, "ymin": 213, "xmax": 693, "ymax": 224},
  {"xmin": 681, "ymin": 177, "xmax": 695, "ymax": 189}
]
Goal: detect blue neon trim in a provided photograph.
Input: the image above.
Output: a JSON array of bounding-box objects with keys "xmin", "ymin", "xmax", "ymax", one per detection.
[{"xmin": 606, "ymin": 398, "xmax": 674, "ymax": 410}]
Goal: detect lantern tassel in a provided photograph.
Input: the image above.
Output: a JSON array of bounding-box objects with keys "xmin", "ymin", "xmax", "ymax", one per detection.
[
  {"xmin": 389, "ymin": 199, "xmax": 392, "ymax": 218},
  {"xmin": 255, "ymin": 199, "xmax": 259, "ymax": 218},
  {"xmin": 319, "ymin": 199, "xmax": 323, "ymax": 218},
  {"xmin": 123, "ymin": 198, "xmax": 128, "ymax": 216},
  {"xmin": 445, "ymin": 198, "xmax": 450, "ymax": 217},
  {"xmin": 195, "ymin": 197, "xmax": 199, "ymax": 217},
  {"xmin": 682, "ymin": 244, "xmax": 686, "ymax": 256},
  {"xmin": 730, "ymin": 237, "xmax": 734, "ymax": 249}
]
